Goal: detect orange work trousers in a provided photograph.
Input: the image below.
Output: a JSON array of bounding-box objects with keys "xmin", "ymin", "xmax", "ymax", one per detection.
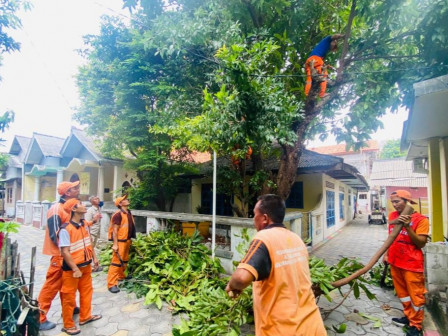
[
  {"xmin": 390, "ymin": 265, "xmax": 426, "ymax": 330},
  {"xmin": 60, "ymin": 265, "xmax": 93, "ymax": 329},
  {"xmin": 107, "ymin": 240, "xmax": 131, "ymax": 288},
  {"xmin": 304, "ymin": 55, "xmax": 328, "ymax": 98},
  {"xmin": 38, "ymin": 255, "xmax": 63, "ymax": 323}
]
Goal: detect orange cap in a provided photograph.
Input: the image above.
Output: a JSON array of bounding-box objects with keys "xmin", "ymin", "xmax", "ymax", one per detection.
[
  {"xmin": 63, "ymin": 198, "xmax": 81, "ymax": 213},
  {"xmin": 390, "ymin": 190, "xmax": 417, "ymax": 204},
  {"xmin": 57, "ymin": 181, "xmax": 80, "ymax": 196},
  {"xmin": 114, "ymin": 194, "xmax": 128, "ymax": 207}
]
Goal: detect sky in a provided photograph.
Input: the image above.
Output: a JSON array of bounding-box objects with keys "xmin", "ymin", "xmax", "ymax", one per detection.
[
  {"xmin": 0, "ymin": 0, "xmax": 409, "ymax": 152},
  {"xmin": 0, "ymin": 0, "xmax": 128, "ymax": 149}
]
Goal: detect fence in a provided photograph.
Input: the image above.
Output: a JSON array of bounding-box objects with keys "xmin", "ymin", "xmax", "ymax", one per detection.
[
  {"xmin": 15, "ymin": 201, "xmax": 51, "ymax": 229},
  {"xmin": 100, "ymin": 208, "xmax": 303, "ymax": 273},
  {"xmin": 13, "ymin": 200, "xmax": 303, "ymax": 274}
]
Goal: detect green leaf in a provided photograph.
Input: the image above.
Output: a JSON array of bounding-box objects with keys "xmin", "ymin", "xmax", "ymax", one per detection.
[
  {"xmin": 332, "ymin": 323, "xmax": 347, "ymax": 333},
  {"xmin": 353, "ymin": 282, "xmax": 360, "ymax": 299},
  {"xmin": 358, "ymin": 312, "xmax": 382, "ymax": 328}
]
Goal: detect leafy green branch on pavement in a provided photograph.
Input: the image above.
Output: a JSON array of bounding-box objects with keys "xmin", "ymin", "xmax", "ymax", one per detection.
[{"xmin": 99, "ymin": 230, "xmax": 384, "ymax": 335}]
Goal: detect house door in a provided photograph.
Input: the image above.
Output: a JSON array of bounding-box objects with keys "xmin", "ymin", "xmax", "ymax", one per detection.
[{"xmin": 326, "ymin": 190, "xmax": 335, "ymax": 229}]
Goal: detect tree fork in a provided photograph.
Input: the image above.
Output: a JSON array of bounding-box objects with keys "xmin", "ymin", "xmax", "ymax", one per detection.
[
  {"xmin": 331, "ymin": 204, "xmax": 414, "ymax": 288},
  {"xmin": 276, "ymin": 0, "xmax": 357, "ymax": 200}
]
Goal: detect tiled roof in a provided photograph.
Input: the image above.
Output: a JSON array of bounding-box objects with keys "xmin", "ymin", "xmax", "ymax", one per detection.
[
  {"xmin": 170, "ymin": 149, "xmax": 211, "ymax": 163},
  {"xmin": 71, "ymin": 127, "xmax": 102, "ymax": 160},
  {"xmin": 263, "ymin": 149, "xmax": 342, "ymax": 171},
  {"xmin": 8, "ymin": 135, "xmax": 31, "ymax": 156},
  {"xmin": 196, "ymin": 148, "xmax": 368, "ymax": 190},
  {"xmin": 414, "ymin": 74, "xmax": 448, "ymax": 97},
  {"xmin": 33, "ymin": 133, "xmax": 65, "ymax": 157},
  {"xmin": 15, "ymin": 136, "xmax": 31, "ymax": 153},
  {"xmin": 7, "ymin": 155, "xmax": 22, "ymax": 168},
  {"xmin": 370, "ymin": 158, "xmax": 428, "ymax": 187},
  {"xmin": 310, "ymin": 140, "xmax": 379, "ymax": 156}
]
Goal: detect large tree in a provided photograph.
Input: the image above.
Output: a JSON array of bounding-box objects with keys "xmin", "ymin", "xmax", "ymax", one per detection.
[
  {"xmin": 379, "ymin": 139, "xmax": 406, "ymax": 159},
  {"xmin": 76, "ymin": 0, "xmax": 448, "ymax": 214}
]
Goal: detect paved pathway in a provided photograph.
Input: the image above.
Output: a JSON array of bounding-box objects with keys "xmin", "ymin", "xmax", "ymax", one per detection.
[
  {"xmin": 311, "ymin": 218, "xmax": 406, "ymax": 336},
  {"xmin": 9, "ymin": 216, "xmax": 439, "ymax": 335},
  {"xmin": 10, "ymin": 225, "xmax": 177, "ymax": 336},
  {"xmin": 311, "ymin": 216, "xmax": 439, "ymax": 336}
]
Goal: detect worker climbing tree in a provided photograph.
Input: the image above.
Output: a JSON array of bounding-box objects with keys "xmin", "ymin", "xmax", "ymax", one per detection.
[{"xmin": 305, "ymin": 34, "xmax": 345, "ymax": 98}]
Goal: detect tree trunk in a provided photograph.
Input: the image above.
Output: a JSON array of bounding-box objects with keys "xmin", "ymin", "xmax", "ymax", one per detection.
[
  {"xmin": 276, "ymin": 141, "xmax": 302, "ymax": 200},
  {"xmin": 274, "ymin": 0, "xmax": 357, "ymax": 200}
]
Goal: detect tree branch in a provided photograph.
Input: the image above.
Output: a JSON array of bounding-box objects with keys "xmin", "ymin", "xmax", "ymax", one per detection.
[
  {"xmin": 337, "ymin": 0, "xmax": 357, "ymax": 79},
  {"xmin": 242, "ymin": 0, "xmax": 262, "ymax": 28},
  {"xmin": 352, "ymin": 30, "xmax": 418, "ymax": 58}
]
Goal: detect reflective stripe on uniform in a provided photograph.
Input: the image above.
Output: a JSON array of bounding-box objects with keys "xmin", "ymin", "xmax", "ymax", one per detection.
[
  {"xmin": 411, "ymin": 302, "xmax": 424, "ymax": 312},
  {"xmin": 399, "ymin": 296, "xmax": 411, "ymax": 303}
]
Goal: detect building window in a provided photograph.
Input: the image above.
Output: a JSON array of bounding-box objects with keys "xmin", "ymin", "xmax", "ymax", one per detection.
[
  {"xmin": 285, "ymin": 182, "xmax": 304, "ymax": 209},
  {"xmin": 326, "ymin": 190, "xmax": 335, "ymax": 228},
  {"xmin": 177, "ymin": 178, "xmax": 192, "ymax": 193},
  {"xmin": 359, "ymin": 193, "xmax": 367, "ymax": 199},
  {"xmin": 201, "ymin": 184, "xmax": 233, "ymax": 216},
  {"xmin": 348, "ymin": 193, "xmax": 352, "ymax": 206},
  {"xmin": 6, "ymin": 188, "xmax": 13, "ymax": 203},
  {"xmin": 339, "ymin": 193, "xmax": 345, "ymax": 220}
]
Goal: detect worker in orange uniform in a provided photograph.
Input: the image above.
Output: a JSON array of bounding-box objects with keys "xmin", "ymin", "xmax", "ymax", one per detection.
[
  {"xmin": 384, "ymin": 190, "xmax": 429, "ymax": 336},
  {"xmin": 107, "ymin": 194, "xmax": 136, "ymax": 293},
  {"xmin": 304, "ymin": 34, "xmax": 345, "ymax": 98},
  {"xmin": 59, "ymin": 198, "xmax": 102, "ymax": 335},
  {"xmin": 38, "ymin": 181, "xmax": 80, "ymax": 331},
  {"xmin": 226, "ymin": 194, "xmax": 326, "ymax": 335}
]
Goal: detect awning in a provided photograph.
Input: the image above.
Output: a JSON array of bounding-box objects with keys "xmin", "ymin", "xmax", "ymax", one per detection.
[
  {"xmin": 25, "ymin": 165, "xmax": 59, "ymax": 176},
  {"xmin": 402, "ymin": 74, "xmax": 448, "ymax": 160}
]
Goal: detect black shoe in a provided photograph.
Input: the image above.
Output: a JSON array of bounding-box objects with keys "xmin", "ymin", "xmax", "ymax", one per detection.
[
  {"xmin": 108, "ymin": 286, "xmax": 120, "ymax": 293},
  {"xmin": 392, "ymin": 316, "xmax": 409, "ymax": 327},
  {"xmin": 39, "ymin": 320, "xmax": 56, "ymax": 331},
  {"xmin": 406, "ymin": 326, "xmax": 422, "ymax": 336},
  {"xmin": 73, "ymin": 306, "xmax": 80, "ymax": 315}
]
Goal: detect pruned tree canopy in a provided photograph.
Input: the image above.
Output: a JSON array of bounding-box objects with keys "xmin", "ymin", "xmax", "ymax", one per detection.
[{"xmin": 76, "ymin": 0, "xmax": 448, "ymax": 214}]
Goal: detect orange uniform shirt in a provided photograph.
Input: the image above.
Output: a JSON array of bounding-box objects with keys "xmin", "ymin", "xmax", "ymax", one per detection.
[
  {"xmin": 388, "ymin": 211, "xmax": 429, "ymax": 272},
  {"xmin": 43, "ymin": 201, "xmax": 70, "ymax": 256},
  {"xmin": 238, "ymin": 224, "xmax": 326, "ymax": 336}
]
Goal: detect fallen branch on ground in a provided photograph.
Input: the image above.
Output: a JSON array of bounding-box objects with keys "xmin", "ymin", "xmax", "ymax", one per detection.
[{"xmin": 331, "ymin": 204, "xmax": 414, "ymax": 288}]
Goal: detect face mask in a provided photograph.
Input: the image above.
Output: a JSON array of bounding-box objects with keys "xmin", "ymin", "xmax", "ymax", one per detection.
[{"xmin": 99, "ymin": 201, "xmax": 104, "ymax": 208}]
